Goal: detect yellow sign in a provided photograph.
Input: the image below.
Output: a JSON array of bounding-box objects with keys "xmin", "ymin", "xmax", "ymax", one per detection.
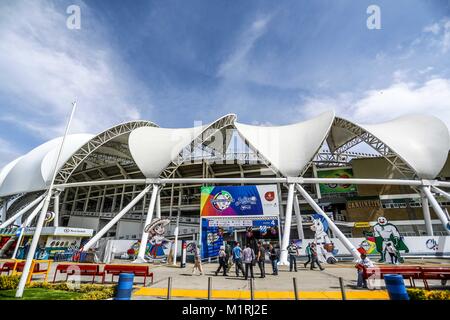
[{"xmin": 354, "ymin": 222, "xmax": 371, "ymax": 228}]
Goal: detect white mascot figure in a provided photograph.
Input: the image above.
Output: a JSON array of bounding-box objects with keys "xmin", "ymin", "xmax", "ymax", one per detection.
[{"xmin": 310, "ymin": 214, "xmax": 337, "ymax": 264}]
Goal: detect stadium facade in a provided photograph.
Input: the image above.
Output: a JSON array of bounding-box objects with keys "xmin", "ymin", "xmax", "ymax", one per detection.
[{"xmin": 1, "ymin": 110, "xmax": 450, "ymax": 262}]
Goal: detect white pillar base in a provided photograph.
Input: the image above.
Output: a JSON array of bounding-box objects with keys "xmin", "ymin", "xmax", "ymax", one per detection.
[
  {"xmin": 132, "ymin": 257, "xmax": 148, "ymax": 264},
  {"xmin": 278, "ymin": 255, "xmax": 289, "ymax": 266}
]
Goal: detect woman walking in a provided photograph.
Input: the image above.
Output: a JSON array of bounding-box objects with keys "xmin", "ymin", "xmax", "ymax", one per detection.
[{"xmin": 192, "ymin": 243, "xmax": 203, "ymax": 275}]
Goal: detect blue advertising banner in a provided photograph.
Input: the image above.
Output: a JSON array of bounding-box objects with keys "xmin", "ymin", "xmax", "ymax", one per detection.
[
  {"xmin": 201, "ymin": 217, "xmax": 279, "ymax": 259},
  {"xmin": 201, "ymin": 185, "xmax": 279, "ymax": 217}
]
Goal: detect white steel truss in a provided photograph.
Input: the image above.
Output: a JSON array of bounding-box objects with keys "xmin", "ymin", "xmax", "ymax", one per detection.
[
  {"xmin": 55, "ymin": 121, "xmax": 157, "ymax": 184},
  {"xmin": 327, "ymin": 117, "xmax": 417, "ymax": 179},
  {"xmin": 159, "ymin": 114, "xmax": 240, "ymax": 179}
]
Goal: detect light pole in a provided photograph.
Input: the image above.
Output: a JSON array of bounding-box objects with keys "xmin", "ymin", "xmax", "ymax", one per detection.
[{"xmin": 15, "ymin": 102, "xmax": 77, "ymax": 298}]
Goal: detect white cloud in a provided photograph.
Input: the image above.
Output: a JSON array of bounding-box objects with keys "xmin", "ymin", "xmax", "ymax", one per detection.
[
  {"xmin": 0, "ymin": 138, "xmax": 21, "ymax": 168},
  {"xmin": 298, "ymin": 77, "xmax": 450, "ymax": 128},
  {"xmin": 423, "ymin": 22, "xmax": 440, "ymax": 35},
  {"xmin": 0, "ymin": 0, "xmax": 152, "ymax": 141},
  {"xmin": 422, "ymin": 18, "xmax": 450, "ymax": 53},
  {"xmin": 217, "ymin": 14, "xmax": 272, "ymax": 79}
]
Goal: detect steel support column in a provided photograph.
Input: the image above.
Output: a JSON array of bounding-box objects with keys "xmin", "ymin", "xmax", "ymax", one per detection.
[
  {"xmin": 293, "ymin": 195, "xmax": 304, "ymax": 239},
  {"xmin": 296, "ymin": 184, "xmax": 360, "ymax": 260},
  {"xmin": 280, "ymin": 183, "xmax": 295, "ymax": 265},
  {"xmin": 0, "ymin": 194, "xmax": 47, "ymax": 229},
  {"xmin": 135, "ymin": 184, "xmax": 159, "ymax": 262},
  {"xmin": 420, "ymin": 189, "xmax": 433, "ymax": 236},
  {"xmin": 54, "ymin": 192, "xmax": 60, "ymax": 227},
  {"xmin": 83, "ymin": 184, "xmax": 153, "ymax": 252},
  {"xmin": 172, "ymin": 185, "xmax": 183, "ymax": 265},
  {"xmin": 422, "ymin": 186, "xmax": 450, "ymax": 235}
]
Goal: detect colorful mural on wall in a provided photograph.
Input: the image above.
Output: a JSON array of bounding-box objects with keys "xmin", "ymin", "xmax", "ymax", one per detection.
[
  {"xmin": 357, "ymin": 216, "xmax": 409, "ymax": 263},
  {"xmin": 200, "ymin": 185, "xmax": 279, "ymax": 216},
  {"xmin": 310, "ymin": 214, "xmax": 338, "ymax": 264},
  {"xmin": 128, "ymin": 218, "xmax": 172, "ymax": 263}
]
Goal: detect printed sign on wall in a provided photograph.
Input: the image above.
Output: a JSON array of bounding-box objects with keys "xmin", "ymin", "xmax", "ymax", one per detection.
[
  {"xmin": 201, "ymin": 217, "xmax": 279, "ymax": 259},
  {"xmin": 316, "ymin": 168, "xmax": 357, "ymax": 194},
  {"xmin": 200, "ymin": 185, "xmax": 279, "ymax": 216}
]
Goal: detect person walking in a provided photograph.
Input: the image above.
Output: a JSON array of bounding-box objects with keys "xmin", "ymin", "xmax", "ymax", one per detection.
[
  {"xmin": 310, "ymin": 243, "xmax": 324, "ymax": 271},
  {"xmin": 287, "ymin": 240, "xmax": 299, "ymax": 272},
  {"xmin": 242, "ymin": 243, "xmax": 256, "ymax": 280},
  {"xmin": 256, "ymin": 241, "xmax": 266, "ymax": 278},
  {"xmin": 215, "ymin": 246, "xmax": 228, "ymax": 276},
  {"xmin": 225, "ymin": 243, "xmax": 232, "ymax": 272},
  {"xmin": 232, "ymin": 242, "xmax": 245, "ymax": 277},
  {"xmin": 192, "ymin": 244, "xmax": 203, "ymax": 276},
  {"xmin": 268, "ymin": 243, "xmax": 279, "ymax": 275},
  {"xmin": 355, "ymin": 253, "xmax": 374, "ymax": 288},
  {"xmin": 303, "ymin": 242, "xmax": 312, "ymax": 268}
]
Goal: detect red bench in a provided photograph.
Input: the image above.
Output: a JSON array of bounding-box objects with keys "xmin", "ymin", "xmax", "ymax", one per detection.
[
  {"xmin": 363, "ymin": 265, "xmax": 450, "ymax": 290},
  {"xmin": 1, "ymin": 261, "xmax": 41, "ymax": 275},
  {"xmin": 53, "ymin": 264, "xmax": 105, "ymax": 284},
  {"xmin": 420, "ymin": 267, "xmax": 450, "ymax": 290},
  {"xmin": 103, "ymin": 264, "xmax": 153, "ymax": 286}
]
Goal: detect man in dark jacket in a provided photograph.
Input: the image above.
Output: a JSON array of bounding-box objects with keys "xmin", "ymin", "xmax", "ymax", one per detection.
[
  {"xmin": 256, "ymin": 241, "xmax": 266, "ymax": 278},
  {"xmin": 287, "ymin": 240, "xmax": 299, "ymax": 272},
  {"xmin": 215, "ymin": 246, "xmax": 228, "ymax": 276},
  {"xmin": 310, "ymin": 243, "xmax": 324, "ymax": 271},
  {"xmin": 268, "ymin": 243, "xmax": 279, "ymax": 275}
]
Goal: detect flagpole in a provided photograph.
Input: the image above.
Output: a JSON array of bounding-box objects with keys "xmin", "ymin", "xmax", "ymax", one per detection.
[{"xmin": 15, "ymin": 102, "xmax": 77, "ymax": 298}]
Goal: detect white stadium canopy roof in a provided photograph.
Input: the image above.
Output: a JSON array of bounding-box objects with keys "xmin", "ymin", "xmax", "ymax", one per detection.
[
  {"xmin": 235, "ymin": 110, "xmax": 335, "ymax": 177},
  {"xmin": 0, "ymin": 111, "xmax": 449, "ymax": 197},
  {"xmin": 0, "ymin": 134, "xmax": 94, "ymax": 197}
]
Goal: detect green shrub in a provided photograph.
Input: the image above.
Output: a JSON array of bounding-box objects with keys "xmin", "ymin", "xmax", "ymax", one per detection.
[
  {"xmin": 18, "ymin": 279, "xmax": 117, "ymax": 300},
  {"xmin": 407, "ymin": 288, "xmax": 427, "ymax": 300},
  {"xmin": 26, "ymin": 281, "xmax": 52, "ymax": 289},
  {"xmin": 52, "ymin": 282, "xmax": 71, "ymax": 291},
  {"xmin": 407, "ymin": 288, "xmax": 450, "ymax": 300},
  {"xmin": 0, "ymin": 275, "xmax": 20, "ymax": 290},
  {"xmin": 79, "ymin": 284, "xmax": 109, "ymax": 293},
  {"xmin": 425, "ymin": 290, "xmax": 450, "ymax": 300},
  {"xmin": 77, "ymin": 288, "xmax": 115, "ymax": 300}
]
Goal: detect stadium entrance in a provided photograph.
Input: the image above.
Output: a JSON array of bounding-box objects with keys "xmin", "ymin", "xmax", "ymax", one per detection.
[{"xmin": 199, "ymin": 185, "xmax": 280, "ymax": 259}]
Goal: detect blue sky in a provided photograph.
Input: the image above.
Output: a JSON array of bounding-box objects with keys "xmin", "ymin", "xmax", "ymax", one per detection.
[{"xmin": 0, "ymin": 0, "xmax": 450, "ymax": 166}]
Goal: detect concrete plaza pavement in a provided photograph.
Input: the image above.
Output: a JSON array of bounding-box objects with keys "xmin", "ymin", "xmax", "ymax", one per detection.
[
  {"xmin": 131, "ymin": 258, "xmax": 450, "ymax": 300},
  {"xmin": 1, "ymin": 257, "xmax": 448, "ymax": 300}
]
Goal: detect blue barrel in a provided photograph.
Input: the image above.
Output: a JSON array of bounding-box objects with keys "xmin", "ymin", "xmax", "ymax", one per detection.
[
  {"xmin": 384, "ymin": 274, "xmax": 409, "ymax": 300},
  {"xmin": 115, "ymin": 273, "xmax": 134, "ymax": 300}
]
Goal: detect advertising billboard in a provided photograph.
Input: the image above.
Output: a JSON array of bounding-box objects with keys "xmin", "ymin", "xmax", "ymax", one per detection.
[
  {"xmin": 201, "ymin": 217, "xmax": 279, "ymax": 259},
  {"xmin": 200, "ymin": 185, "xmax": 279, "ymax": 216},
  {"xmin": 200, "ymin": 185, "xmax": 279, "ymax": 217},
  {"xmin": 316, "ymin": 168, "xmax": 356, "ymax": 194}
]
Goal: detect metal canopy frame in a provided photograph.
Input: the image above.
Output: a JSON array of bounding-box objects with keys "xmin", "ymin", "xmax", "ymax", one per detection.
[
  {"xmin": 327, "ymin": 117, "xmax": 417, "ymax": 179},
  {"xmin": 55, "ymin": 120, "xmax": 157, "ymax": 184},
  {"xmin": 159, "ymin": 114, "xmax": 238, "ymax": 179}
]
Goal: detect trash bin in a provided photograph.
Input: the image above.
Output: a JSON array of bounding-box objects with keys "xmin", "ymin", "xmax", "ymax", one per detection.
[
  {"xmin": 115, "ymin": 273, "xmax": 134, "ymax": 300},
  {"xmin": 384, "ymin": 274, "xmax": 409, "ymax": 300}
]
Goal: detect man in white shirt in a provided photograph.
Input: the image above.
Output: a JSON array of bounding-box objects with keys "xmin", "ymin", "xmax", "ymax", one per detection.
[
  {"xmin": 355, "ymin": 253, "xmax": 374, "ymax": 288},
  {"xmin": 242, "ymin": 243, "xmax": 255, "ymax": 280}
]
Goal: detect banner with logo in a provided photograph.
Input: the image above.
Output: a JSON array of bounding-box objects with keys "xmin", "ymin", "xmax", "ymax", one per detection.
[
  {"xmin": 201, "ymin": 217, "xmax": 279, "ymax": 259},
  {"xmin": 316, "ymin": 168, "xmax": 357, "ymax": 194},
  {"xmin": 200, "ymin": 185, "xmax": 279, "ymax": 216}
]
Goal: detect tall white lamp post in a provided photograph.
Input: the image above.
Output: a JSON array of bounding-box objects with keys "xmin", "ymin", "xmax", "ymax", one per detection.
[{"xmin": 15, "ymin": 102, "xmax": 77, "ymax": 298}]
